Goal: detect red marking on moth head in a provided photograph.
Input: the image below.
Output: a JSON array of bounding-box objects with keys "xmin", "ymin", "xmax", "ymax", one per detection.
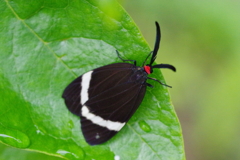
[{"xmin": 144, "ymin": 66, "xmax": 151, "ymax": 74}]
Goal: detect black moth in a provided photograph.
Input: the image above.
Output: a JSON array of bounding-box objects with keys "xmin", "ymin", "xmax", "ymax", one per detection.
[{"xmin": 62, "ymin": 22, "xmax": 176, "ymax": 145}]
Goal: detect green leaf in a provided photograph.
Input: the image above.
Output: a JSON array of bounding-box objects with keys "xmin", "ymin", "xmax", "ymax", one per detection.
[
  {"xmin": 0, "ymin": 0, "xmax": 185, "ymax": 159},
  {"xmin": 0, "ymin": 143, "xmax": 63, "ymax": 160}
]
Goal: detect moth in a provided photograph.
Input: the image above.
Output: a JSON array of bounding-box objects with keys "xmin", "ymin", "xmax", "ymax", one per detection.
[{"xmin": 62, "ymin": 22, "xmax": 176, "ymax": 145}]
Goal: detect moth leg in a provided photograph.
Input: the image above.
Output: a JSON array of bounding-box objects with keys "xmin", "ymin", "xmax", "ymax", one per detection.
[
  {"xmin": 147, "ymin": 77, "xmax": 172, "ymax": 88},
  {"xmin": 142, "ymin": 51, "xmax": 153, "ymax": 66},
  {"xmin": 146, "ymin": 83, "xmax": 154, "ymax": 88},
  {"xmin": 116, "ymin": 50, "xmax": 136, "ymax": 65}
]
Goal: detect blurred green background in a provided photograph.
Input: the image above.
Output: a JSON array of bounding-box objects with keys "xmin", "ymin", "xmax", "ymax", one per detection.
[{"xmin": 1, "ymin": 0, "xmax": 239, "ymax": 160}]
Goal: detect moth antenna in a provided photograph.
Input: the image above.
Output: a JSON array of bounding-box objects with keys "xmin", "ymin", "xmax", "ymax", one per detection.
[
  {"xmin": 152, "ymin": 64, "xmax": 176, "ymax": 72},
  {"xmin": 149, "ymin": 22, "xmax": 161, "ymax": 66}
]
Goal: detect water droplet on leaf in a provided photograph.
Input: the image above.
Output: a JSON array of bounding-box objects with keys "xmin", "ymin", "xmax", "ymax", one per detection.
[
  {"xmin": 68, "ymin": 120, "xmax": 74, "ymax": 128},
  {"xmin": 0, "ymin": 125, "xmax": 30, "ymax": 148},
  {"xmin": 57, "ymin": 144, "xmax": 84, "ymax": 160},
  {"xmin": 138, "ymin": 120, "xmax": 151, "ymax": 132}
]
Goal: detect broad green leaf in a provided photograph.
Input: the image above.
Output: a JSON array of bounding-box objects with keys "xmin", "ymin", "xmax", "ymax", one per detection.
[{"xmin": 0, "ymin": 0, "xmax": 185, "ymax": 159}]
